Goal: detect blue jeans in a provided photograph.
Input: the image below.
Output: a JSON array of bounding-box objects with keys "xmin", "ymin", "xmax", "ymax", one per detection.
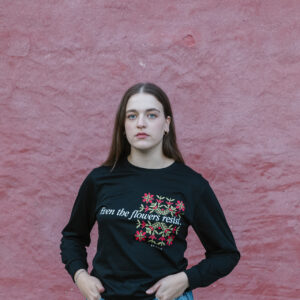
[
  {"xmin": 154, "ymin": 290, "xmax": 193, "ymax": 300},
  {"xmin": 98, "ymin": 290, "xmax": 193, "ymax": 300}
]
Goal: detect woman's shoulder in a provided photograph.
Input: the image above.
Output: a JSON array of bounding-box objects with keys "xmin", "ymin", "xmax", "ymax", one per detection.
[
  {"xmin": 177, "ymin": 161, "xmax": 209, "ymax": 185},
  {"xmin": 89, "ymin": 164, "xmax": 113, "ymax": 176}
]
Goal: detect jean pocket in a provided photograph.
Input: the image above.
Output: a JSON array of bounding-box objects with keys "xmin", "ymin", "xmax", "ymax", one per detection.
[
  {"xmin": 175, "ymin": 290, "xmax": 193, "ymax": 300},
  {"xmin": 185, "ymin": 290, "xmax": 194, "ymax": 300}
]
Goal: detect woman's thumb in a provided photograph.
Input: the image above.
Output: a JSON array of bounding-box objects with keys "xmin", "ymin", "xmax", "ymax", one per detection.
[
  {"xmin": 146, "ymin": 282, "xmax": 160, "ymax": 294},
  {"xmin": 96, "ymin": 282, "xmax": 105, "ymax": 293}
]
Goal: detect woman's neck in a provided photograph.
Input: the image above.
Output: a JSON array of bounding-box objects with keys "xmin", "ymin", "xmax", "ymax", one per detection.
[{"xmin": 127, "ymin": 152, "xmax": 175, "ymax": 169}]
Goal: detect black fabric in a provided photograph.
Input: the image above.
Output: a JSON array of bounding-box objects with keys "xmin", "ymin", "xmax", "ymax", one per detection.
[{"xmin": 60, "ymin": 157, "xmax": 240, "ymax": 299}]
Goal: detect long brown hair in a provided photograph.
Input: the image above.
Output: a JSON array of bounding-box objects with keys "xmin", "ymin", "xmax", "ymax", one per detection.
[{"xmin": 101, "ymin": 82, "xmax": 185, "ymax": 171}]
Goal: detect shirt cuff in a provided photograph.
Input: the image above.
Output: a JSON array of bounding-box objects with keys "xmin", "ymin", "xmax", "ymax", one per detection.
[
  {"xmin": 183, "ymin": 268, "xmax": 200, "ymax": 290},
  {"xmin": 67, "ymin": 260, "xmax": 88, "ymax": 282}
]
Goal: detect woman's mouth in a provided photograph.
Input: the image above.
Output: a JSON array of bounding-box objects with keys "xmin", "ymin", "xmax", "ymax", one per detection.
[{"xmin": 136, "ymin": 133, "xmax": 149, "ymax": 138}]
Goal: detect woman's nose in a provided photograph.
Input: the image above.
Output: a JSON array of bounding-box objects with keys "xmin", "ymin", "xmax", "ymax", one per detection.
[{"xmin": 137, "ymin": 115, "xmax": 146, "ymax": 127}]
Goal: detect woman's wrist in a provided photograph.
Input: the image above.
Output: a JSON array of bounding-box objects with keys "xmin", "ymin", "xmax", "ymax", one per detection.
[
  {"xmin": 74, "ymin": 269, "xmax": 87, "ymax": 283},
  {"xmin": 180, "ymin": 271, "xmax": 190, "ymax": 289}
]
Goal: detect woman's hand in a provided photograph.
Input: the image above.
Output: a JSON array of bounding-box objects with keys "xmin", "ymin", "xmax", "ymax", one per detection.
[
  {"xmin": 75, "ymin": 269, "xmax": 105, "ymax": 300},
  {"xmin": 145, "ymin": 271, "xmax": 189, "ymax": 300}
]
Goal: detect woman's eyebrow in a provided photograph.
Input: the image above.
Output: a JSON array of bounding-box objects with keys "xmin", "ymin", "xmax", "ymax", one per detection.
[{"xmin": 126, "ymin": 108, "xmax": 161, "ymax": 113}]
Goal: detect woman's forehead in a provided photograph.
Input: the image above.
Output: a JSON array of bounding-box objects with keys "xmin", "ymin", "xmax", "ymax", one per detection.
[{"xmin": 126, "ymin": 93, "xmax": 163, "ymax": 111}]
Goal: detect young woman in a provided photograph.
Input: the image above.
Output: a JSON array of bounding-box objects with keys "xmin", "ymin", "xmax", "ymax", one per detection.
[{"xmin": 60, "ymin": 82, "xmax": 240, "ymax": 300}]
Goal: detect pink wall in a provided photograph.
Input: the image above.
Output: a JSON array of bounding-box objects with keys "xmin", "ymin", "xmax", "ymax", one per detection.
[{"xmin": 1, "ymin": 1, "xmax": 299, "ymax": 299}]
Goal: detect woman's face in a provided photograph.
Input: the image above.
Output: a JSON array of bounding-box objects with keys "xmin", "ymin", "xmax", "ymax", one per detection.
[{"xmin": 124, "ymin": 93, "xmax": 171, "ymax": 152}]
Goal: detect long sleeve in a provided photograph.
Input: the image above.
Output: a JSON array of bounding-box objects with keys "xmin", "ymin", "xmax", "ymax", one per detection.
[
  {"xmin": 60, "ymin": 170, "xmax": 97, "ymax": 281},
  {"xmin": 183, "ymin": 180, "xmax": 240, "ymax": 289}
]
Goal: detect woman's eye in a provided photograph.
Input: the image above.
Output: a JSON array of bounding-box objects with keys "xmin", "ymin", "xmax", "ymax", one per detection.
[
  {"xmin": 127, "ymin": 114, "xmax": 157, "ymax": 120},
  {"xmin": 148, "ymin": 113, "xmax": 157, "ymax": 119}
]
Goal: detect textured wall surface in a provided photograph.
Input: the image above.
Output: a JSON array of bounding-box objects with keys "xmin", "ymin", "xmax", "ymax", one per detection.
[{"xmin": 0, "ymin": 1, "xmax": 299, "ymax": 299}]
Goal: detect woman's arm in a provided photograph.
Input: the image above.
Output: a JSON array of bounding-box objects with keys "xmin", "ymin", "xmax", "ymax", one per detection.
[
  {"xmin": 183, "ymin": 179, "xmax": 241, "ymax": 289},
  {"xmin": 60, "ymin": 170, "xmax": 106, "ymax": 300},
  {"xmin": 60, "ymin": 171, "xmax": 97, "ymax": 281}
]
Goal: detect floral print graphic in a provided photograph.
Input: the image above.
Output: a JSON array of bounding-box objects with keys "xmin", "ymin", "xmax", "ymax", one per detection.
[
  {"xmin": 134, "ymin": 230, "xmax": 147, "ymax": 241},
  {"xmin": 140, "ymin": 195, "xmax": 185, "ymax": 216},
  {"xmin": 142, "ymin": 193, "xmax": 154, "ymax": 204},
  {"xmin": 134, "ymin": 193, "xmax": 185, "ymax": 248}
]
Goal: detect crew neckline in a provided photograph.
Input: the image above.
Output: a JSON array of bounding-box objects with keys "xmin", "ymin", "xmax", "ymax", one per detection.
[{"xmin": 123, "ymin": 157, "xmax": 177, "ymax": 173}]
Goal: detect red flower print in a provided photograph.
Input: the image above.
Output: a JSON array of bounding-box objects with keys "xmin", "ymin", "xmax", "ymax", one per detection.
[
  {"xmin": 135, "ymin": 230, "xmax": 146, "ymax": 241},
  {"xmin": 166, "ymin": 235, "xmax": 175, "ymax": 245},
  {"xmin": 135, "ymin": 193, "xmax": 184, "ymax": 249},
  {"xmin": 142, "ymin": 193, "xmax": 154, "ymax": 203},
  {"xmin": 168, "ymin": 207, "xmax": 175, "ymax": 213},
  {"xmin": 176, "ymin": 201, "xmax": 185, "ymax": 211}
]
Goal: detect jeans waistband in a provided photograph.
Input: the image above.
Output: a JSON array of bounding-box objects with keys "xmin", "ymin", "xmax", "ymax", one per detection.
[{"xmin": 98, "ymin": 290, "xmax": 193, "ymax": 300}]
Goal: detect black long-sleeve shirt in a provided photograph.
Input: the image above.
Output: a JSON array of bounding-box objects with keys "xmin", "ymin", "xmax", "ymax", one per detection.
[{"xmin": 60, "ymin": 157, "xmax": 240, "ymax": 299}]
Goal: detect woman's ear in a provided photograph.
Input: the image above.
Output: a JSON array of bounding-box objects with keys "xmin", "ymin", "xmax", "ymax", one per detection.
[{"xmin": 165, "ymin": 116, "xmax": 171, "ymax": 131}]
